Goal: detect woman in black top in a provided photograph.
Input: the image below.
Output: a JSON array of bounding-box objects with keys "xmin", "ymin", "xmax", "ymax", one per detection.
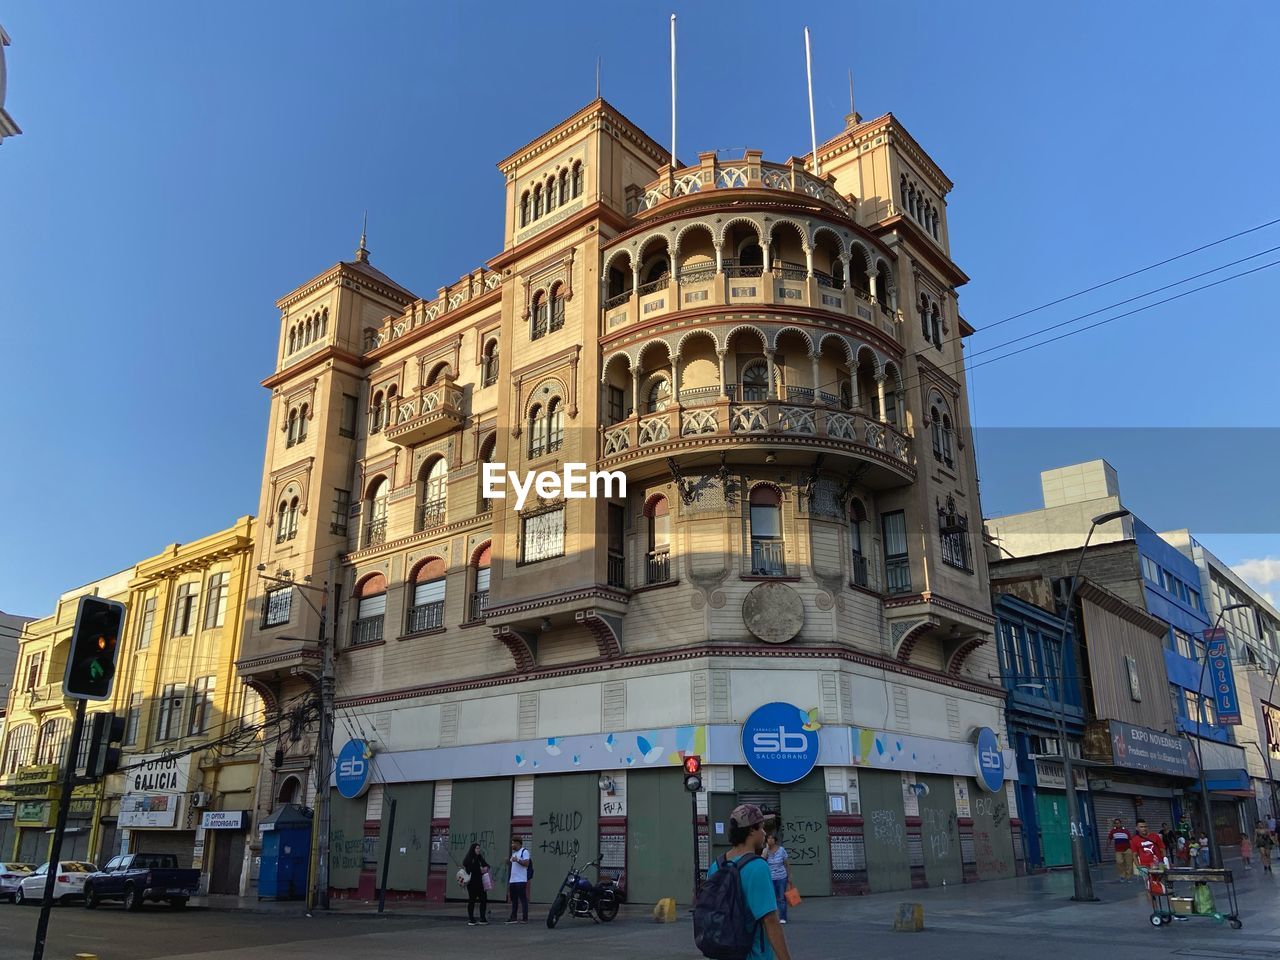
[{"xmin": 463, "ymin": 842, "xmax": 489, "ymax": 924}]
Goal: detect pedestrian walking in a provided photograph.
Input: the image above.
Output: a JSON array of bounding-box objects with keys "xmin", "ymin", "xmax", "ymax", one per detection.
[
  {"xmin": 765, "ymin": 833, "xmax": 795, "ymax": 923},
  {"xmin": 506, "ymin": 837, "xmax": 531, "ymax": 923},
  {"xmin": 697, "ymin": 803, "xmax": 793, "ymax": 960},
  {"xmin": 1160, "ymin": 822, "xmax": 1175, "ymax": 852},
  {"xmin": 1130, "ymin": 819, "xmax": 1168, "ymax": 914},
  {"xmin": 1255, "ymin": 823, "xmax": 1274, "ymax": 874},
  {"xmin": 1240, "ymin": 832, "xmax": 1252, "ymax": 870},
  {"xmin": 462, "ymin": 842, "xmax": 489, "ymax": 926},
  {"xmin": 1268, "ymin": 814, "xmax": 1277, "ymax": 836},
  {"xmin": 1107, "ymin": 818, "xmax": 1133, "ymax": 881},
  {"xmin": 1196, "ymin": 832, "xmax": 1211, "ymax": 868}
]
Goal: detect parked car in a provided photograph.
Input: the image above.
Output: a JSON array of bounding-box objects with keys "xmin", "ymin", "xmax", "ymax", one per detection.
[
  {"xmin": 83, "ymin": 853, "xmax": 200, "ymax": 910},
  {"xmin": 0, "ymin": 863, "xmax": 33, "ymax": 902},
  {"xmin": 14, "ymin": 861, "xmax": 96, "ymax": 905}
]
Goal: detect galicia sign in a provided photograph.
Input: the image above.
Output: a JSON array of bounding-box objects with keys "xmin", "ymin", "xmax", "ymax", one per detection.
[
  {"xmin": 973, "ymin": 727, "xmax": 1005, "ymax": 793},
  {"xmin": 741, "ymin": 702, "xmax": 820, "ymax": 785},
  {"xmin": 335, "ymin": 739, "xmax": 372, "ymax": 799}
]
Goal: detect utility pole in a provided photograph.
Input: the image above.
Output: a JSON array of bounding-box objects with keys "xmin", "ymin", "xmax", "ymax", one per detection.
[
  {"xmin": 32, "ymin": 700, "xmax": 86, "ymax": 960},
  {"xmin": 314, "ymin": 558, "xmax": 336, "ymax": 911}
]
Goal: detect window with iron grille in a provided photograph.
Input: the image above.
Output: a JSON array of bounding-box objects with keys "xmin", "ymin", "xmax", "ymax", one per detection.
[
  {"xmin": 938, "ymin": 496, "xmax": 972, "ymax": 572},
  {"xmin": 521, "ymin": 507, "xmax": 565, "ymax": 564},
  {"xmin": 2, "ymin": 723, "xmax": 34, "ymax": 775},
  {"xmin": 262, "ymin": 586, "xmax": 293, "ymax": 627}
]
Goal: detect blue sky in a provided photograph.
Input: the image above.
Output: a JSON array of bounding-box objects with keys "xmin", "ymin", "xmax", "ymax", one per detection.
[{"xmin": 2, "ymin": 1, "xmax": 1278, "ymax": 614}]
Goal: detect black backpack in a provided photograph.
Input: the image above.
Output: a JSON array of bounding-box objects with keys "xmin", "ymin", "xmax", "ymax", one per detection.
[{"xmin": 693, "ymin": 853, "xmax": 762, "ymax": 960}]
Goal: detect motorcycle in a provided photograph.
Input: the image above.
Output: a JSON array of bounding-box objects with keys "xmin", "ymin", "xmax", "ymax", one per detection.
[{"xmin": 545, "ymin": 855, "xmax": 624, "ymax": 928}]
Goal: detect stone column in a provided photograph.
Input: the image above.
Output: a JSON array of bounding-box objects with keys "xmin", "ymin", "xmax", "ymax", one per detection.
[
  {"xmin": 876, "ymin": 375, "xmax": 887, "ymax": 424},
  {"xmin": 766, "ymin": 349, "xmax": 779, "ymax": 401},
  {"xmin": 810, "ymin": 353, "xmax": 822, "ymax": 404},
  {"xmin": 717, "ymin": 349, "xmax": 728, "ymax": 398}
]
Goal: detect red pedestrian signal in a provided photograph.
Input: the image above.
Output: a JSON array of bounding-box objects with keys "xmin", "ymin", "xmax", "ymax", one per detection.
[
  {"xmin": 683, "ymin": 754, "xmax": 702, "ymax": 792},
  {"xmin": 63, "ymin": 596, "xmax": 125, "ymax": 701}
]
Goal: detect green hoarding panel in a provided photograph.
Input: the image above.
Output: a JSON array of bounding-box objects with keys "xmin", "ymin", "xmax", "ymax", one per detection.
[
  {"xmin": 530, "ymin": 772, "xmax": 599, "ymax": 903},
  {"xmin": 379, "ymin": 782, "xmax": 433, "ymax": 892},
  {"xmin": 917, "ymin": 773, "xmax": 962, "ymax": 886},
  {"xmin": 859, "ymin": 769, "xmax": 911, "ymax": 893},
  {"xmin": 449, "ymin": 778, "xmax": 513, "ymax": 901},
  {"xmin": 329, "ymin": 793, "xmax": 366, "ymax": 890},
  {"xmin": 626, "ymin": 768, "xmax": 694, "ymax": 905}
]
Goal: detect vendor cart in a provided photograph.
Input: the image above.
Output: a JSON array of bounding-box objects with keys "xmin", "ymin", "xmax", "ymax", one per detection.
[{"xmin": 1146, "ymin": 866, "xmax": 1242, "ymax": 929}]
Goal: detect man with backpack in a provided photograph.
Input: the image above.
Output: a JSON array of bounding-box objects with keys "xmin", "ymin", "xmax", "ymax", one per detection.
[{"xmin": 695, "ymin": 803, "xmax": 794, "ymax": 960}]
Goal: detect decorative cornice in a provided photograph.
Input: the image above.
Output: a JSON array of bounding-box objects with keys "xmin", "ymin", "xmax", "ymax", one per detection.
[
  {"xmin": 497, "ymin": 98, "xmax": 670, "ymax": 173},
  {"xmin": 883, "ymin": 591, "xmax": 996, "ymax": 626},
  {"xmin": 276, "ymin": 261, "xmax": 415, "ymax": 313},
  {"xmin": 334, "ymin": 640, "xmax": 1007, "ymax": 710},
  {"xmin": 262, "ymin": 346, "xmax": 366, "ymax": 390},
  {"xmin": 483, "ymin": 585, "xmax": 630, "ymax": 619}
]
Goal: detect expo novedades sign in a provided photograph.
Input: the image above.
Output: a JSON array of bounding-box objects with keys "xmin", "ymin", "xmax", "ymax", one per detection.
[
  {"xmin": 741, "ymin": 702, "xmax": 819, "ymax": 785},
  {"xmin": 1108, "ymin": 721, "xmax": 1198, "ymax": 777}
]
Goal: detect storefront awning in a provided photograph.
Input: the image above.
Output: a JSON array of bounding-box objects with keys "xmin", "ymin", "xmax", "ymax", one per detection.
[{"xmin": 1201, "ymin": 769, "xmax": 1251, "ymax": 793}]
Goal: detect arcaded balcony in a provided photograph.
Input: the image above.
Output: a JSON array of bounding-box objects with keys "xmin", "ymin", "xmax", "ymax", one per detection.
[
  {"xmin": 384, "ymin": 375, "xmax": 465, "ymax": 446},
  {"xmin": 602, "ymin": 204, "xmax": 899, "ymax": 341},
  {"xmin": 600, "ymin": 323, "xmax": 914, "ymax": 485}
]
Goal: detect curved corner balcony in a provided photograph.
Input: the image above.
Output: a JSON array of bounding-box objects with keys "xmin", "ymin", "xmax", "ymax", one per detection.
[
  {"xmin": 628, "ymin": 152, "xmax": 856, "ymax": 219},
  {"xmin": 599, "ymin": 398, "xmax": 914, "ymax": 487},
  {"xmin": 384, "ymin": 379, "xmax": 465, "ymax": 446}
]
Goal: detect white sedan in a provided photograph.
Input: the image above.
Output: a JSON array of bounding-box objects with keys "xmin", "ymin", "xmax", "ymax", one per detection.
[
  {"xmin": 0, "ymin": 863, "xmax": 33, "ymax": 901},
  {"xmin": 14, "ymin": 862, "xmax": 97, "ymax": 905}
]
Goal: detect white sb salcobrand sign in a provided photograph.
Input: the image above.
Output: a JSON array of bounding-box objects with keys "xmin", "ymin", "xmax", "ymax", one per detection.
[{"xmin": 482, "ymin": 463, "xmax": 625, "ymax": 511}]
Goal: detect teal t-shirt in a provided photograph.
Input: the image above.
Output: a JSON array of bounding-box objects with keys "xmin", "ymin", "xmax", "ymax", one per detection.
[{"xmin": 706, "ymin": 853, "xmax": 776, "ymax": 960}]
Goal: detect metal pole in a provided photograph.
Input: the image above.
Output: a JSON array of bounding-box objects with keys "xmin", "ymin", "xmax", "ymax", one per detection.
[
  {"xmin": 1265, "ymin": 661, "xmax": 1280, "ymax": 820},
  {"xmin": 32, "ymin": 698, "xmax": 86, "ymax": 960},
  {"xmin": 690, "ymin": 789, "xmax": 700, "ymax": 906},
  {"xmin": 804, "ymin": 27, "xmax": 820, "ymax": 176},
  {"xmin": 315, "ymin": 559, "xmax": 336, "ymax": 910},
  {"xmin": 378, "ymin": 798, "xmax": 397, "ymax": 914},
  {"xmin": 669, "ymin": 14, "xmax": 677, "ymax": 167}
]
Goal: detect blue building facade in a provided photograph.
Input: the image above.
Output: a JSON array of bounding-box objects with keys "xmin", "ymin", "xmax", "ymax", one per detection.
[{"xmin": 993, "ymin": 593, "xmax": 1091, "ymax": 868}]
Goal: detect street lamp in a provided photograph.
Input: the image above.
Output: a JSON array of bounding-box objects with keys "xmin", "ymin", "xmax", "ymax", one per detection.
[
  {"xmin": 1191, "ymin": 601, "xmax": 1248, "ymax": 868},
  {"xmin": 256, "ymin": 564, "xmax": 337, "ymax": 914},
  {"xmin": 1051, "ymin": 507, "xmax": 1131, "ymax": 902}
]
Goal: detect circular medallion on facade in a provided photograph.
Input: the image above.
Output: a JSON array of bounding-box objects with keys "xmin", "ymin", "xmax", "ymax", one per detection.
[
  {"xmin": 742, "ymin": 582, "xmax": 804, "ymax": 644},
  {"xmin": 690, "ymin": 591, "xmax": 706, "ymax": 610},
  {"xmin": 814, "ymin": 591, "xmax": 834, "ymax": 611},
  {"xmin": 708, "ymin": 590, "xmax": 727, "ymax": 609}
]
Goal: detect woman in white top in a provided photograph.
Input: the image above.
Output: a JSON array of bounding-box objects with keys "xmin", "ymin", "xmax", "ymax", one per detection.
[{"xmin": 765, "ymin": 833, "xmax": 794, "ymax": 923}]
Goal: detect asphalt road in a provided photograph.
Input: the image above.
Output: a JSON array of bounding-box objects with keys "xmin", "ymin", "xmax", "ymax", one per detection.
[{"xmin": 0, "ymin": 869, "xmax": 1275, "ymax": 960}]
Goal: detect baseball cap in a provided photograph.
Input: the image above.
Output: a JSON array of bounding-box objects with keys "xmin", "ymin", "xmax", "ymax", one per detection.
[{"xmin": 730, "ymin": 803, "xmax": 766, "ymax": 829}]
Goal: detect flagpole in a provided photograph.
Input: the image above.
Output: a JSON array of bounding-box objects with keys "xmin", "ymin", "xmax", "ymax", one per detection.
[
  {"xmin": 805, "ymin": 26, "xmax": 819, "ymax": 176},
  {"xmin": 670, "ymin": 14, "xmax": 678, "ymax": 167}
]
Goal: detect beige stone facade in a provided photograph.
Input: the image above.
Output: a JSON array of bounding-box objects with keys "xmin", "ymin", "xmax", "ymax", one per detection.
[{"xmin": 238, "ymin": 99, "xmax": 1012, "ymax": 899}]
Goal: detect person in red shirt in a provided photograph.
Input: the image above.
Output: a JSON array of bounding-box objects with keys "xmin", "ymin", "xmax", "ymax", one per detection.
[
  {"xmin": 1130, "ymin": 819, "xmax": 1168, "ymax": 911},
  {"xmin": 1107, "ymin": 818, "xmax": 1133, "ymax": 881}
]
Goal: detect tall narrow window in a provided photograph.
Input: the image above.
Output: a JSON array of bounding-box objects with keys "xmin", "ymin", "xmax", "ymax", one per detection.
[
  {"xmin": 533, "ymin": 183, "xmax": 543, "ymax": 219},
  {"xmin": 123, "ymin": 693, "xmax": 142, "ymax": 746},
  {"xmin": 931, "ymin": 405, "xmax": 945, "ymax": 461},
  {"xmin": 607, "ymin": 503, "xmax": 626, "ymax": 589},
  {"xmin": 340, "ymin": 394, "xmax": 359, "ymax": 438},
  {"xmin": 137, "ymin": 595, "xmax": 156, "ymax": 650},
  {"xmin": 297, "ymin": 404, "xmax": 309, "ymax": 441},
  {"xmin": 531, "ymin": 292, "xmax": 549, "ymax": 339},
  {"xmin": 550, "ymin": 284, "xmax": 565, "ymax": 332},
  {"xmin": 418, "ymin": 457, "xmax": 448, "ymax": 530},
  {"xmin": 546, "ymin": 398, "xmax": 564, "ymax": 452},
  {"xmin": 545, "ymin": 176, "xmax": 557, "ymax": 212},
  {"xmin": 287, "ymin": 497, "xmax": 300, "ymax": 540},
  {"xmin": 559, "ymin": 169, "xmax": 569, "ymax": 204},
  {"xmin": 352, "ymin": 574, "xmax": 387, "ymax": 646},
  {"xmin": 607, "ymin": 386, "xmax": 626, "ymax": 425},
  {"xmin": 155, "ymin": 684, "xmax": 185, "ymax": 742},
  {"xmin": 470, "ymin": 544, "xmax": 491, "ymax": 621},
  {"xmin": 528, "ymin": 404, "xmax": 546, "ymax": 457},
  {"xmin": 477, "ymin": 435, "xmax": 496, "ymax": 513},
  {"xmin": 571, "ymin": 161, "xmax": 583, "ymax": 197},
  {"xmin": 2, "ymin": 723, "xmax": 34, "ymax": 775},
  {"xmin": 262, "ymin": 586, "xmax": 293, "ymax": 627},
  {"xmin": 407, "ymin": 558, "xmax": 447, "ymax": 633},
  {"xmin": 286, "ymin": 409, "xmax": 299, "ymax": 447},
  {"xmin": 188, "ymin": 676, "xmax": 216, "ymax": 736},
  {"xmin": 520, "ymin": 191, "xmax": 530, "ymax": 227},
  {"xmin": 647, "ymin": 496, "xmax": 672, "ymax": 584},
  {"xmin": 882, "ymin": 510, "xmax": 911, "ymax": 594},
  {"xmin": 849, "ymin": 499, "xmax": 869, "ymax": 587},
  {"xmin": 23, "ymin": 651, "xmax": 44, "ymax": 691},
  {"xmin": 370, "ymin": 391, "xmax": 385, "ymax": 434},
  {"xmin": 364, "ymin": 478, "xmax": 389, "ymax": 548},
  {"xmin": 203, "ymin": 572, "xmax": 229, "ymax": 629},
  {"xmin": 482, "ymin": 339, "xmax": 499, "ymax": 386},
  {"xmin": 741, "ymin": 361, "xmax": 769, "ymax": 402},
  {"xmin": 171, "ymin": 583, "xmax": 199, "ymax": 637},
  {"xmin": 36, "ymin": 718, "xmax": 71, "ymax": 766},
  {"xmin": 276, "ymin": 501, "xmax": 289, "ymax": 543},
  {"xmin": 749, "ymin": 486, "xmax": 785, "ymax": 576},
  {"xmin": 331, "ymin": 488, "xmax": 350, "ymax": 536}
]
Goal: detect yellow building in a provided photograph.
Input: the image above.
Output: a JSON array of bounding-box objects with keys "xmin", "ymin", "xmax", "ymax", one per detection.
[
  {"xmin": 0, "ymin": 570, "xmax": 131, "ymax": 864},
  {"xmin": 0, "ymin": 518, "xmax": 260, "ymax": 894}
]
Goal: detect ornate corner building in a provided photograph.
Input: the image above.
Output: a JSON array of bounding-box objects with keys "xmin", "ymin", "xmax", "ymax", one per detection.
[{"xmin": 237, "ymin": 99, "xmax": 1019, "ymax": 901}]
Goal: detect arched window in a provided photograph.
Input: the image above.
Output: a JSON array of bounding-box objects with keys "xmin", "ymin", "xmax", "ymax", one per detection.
[
  {"xmin": 364, "ymin": 478, "xmax": 389, "ymax": 547},
  {"xmin": 749, "ymin": 486, "xmax": 785, "ymax": 576},
  {"xmin": 477, "ymin": 433, "xmax": 497, "ymax": 512},
  {"xmin": 528, "ymin": 403, "xmax": 546, "ymax": 457},
  {"xmin": 849, "ymin": 498, "xmax": 869, "ymax": 586},
  {"xmin": 647, "ymin": 496, "xmax": 672, "ymax": 584},
  {"xmin": 276, "ymin": 500, "xmax": 289, "ymax": 543},
  {"xmin": 36, "ymin": 717, "xmax": 70, "ymax": 767},
  {"xmin": 285, "ymin": 497, "xmax": 299, "ymax": 540},
  {"xmin": 418, "ymin": 456, "xmax": 448, "ymax": 530},
  {"xmin": 741, "ymin": 360, "xmax": 770, "ymax": 402},
  {"xmin": 277, "ymin": 775, "xmax": 302, "ymax": 805},
  {"xmin": 352, "ymin": 573, "xmax": 387, "ymax": 645},
  {"xmin": 883, "ymin": 382, "xmax": 899, "ymax": 428},
  {"xmin": 931, "ymin": 405, "xmax": 945, "ymax": 461},
  {"xmin": 371, "ymin": 391, "xmax": 385, "ymax": 434},
  {"xmin": 407, "ymin": 557, "xmax": 446, "ymax": 633},
  {"xmin": 559, "ymin": 169, "xmax": 569, "ymax": 205},
  {"xmin": 545, "ymin": 176, "xmax": 556, "ymax": 212},
  {"xmin": 427, "ymin": 362, "xmax": 452, "ymax": 386},
  {"xmin": 549, "ymin": 283, "xmax": 565, "ymax": 332},
  {"xmin": 942, "ymin": 414, "xmax": 954, "ymax": 466},
  {"xmin": 875, "ymin": 264, "xmax": 893, "ymax": 310},
  {"xmin": 831, "ymin": 258, "xmax": 845, "ymax": 288},
  {"xmin": 531, "ymin": 292, "xmax": 549, "ymax": 339},
  {"xmin": 2, "ymin": 722, "xmax": 34, "ymax": 775},
  {"xmin": 645, "ymin": 376, "xmax": 671, "ymax": 413},
  {"xmin": 470, "ymin": 543, "xmax": 491, "ymax": 620},
  {"xmin": 481, "ymin": 338, "xmax": 499, "ymax": 386},
  {"xmin": 571, "ymin": 161, "xmax": 583, "ymax": 197},
  {"xmin": 287, "ymin": 328, "xmax": 296, "ymax": 354},
  {"xmin": 298, "ymin": 404, "xmax": 309, "ymax": 442},
  {"xmin": 546, "ymin": 398, "xmax": 564, "ymax": 452},
  {"xmin": 520, "ymin": 191, "xmax": 530, "ymax": 227},
  {"xmin": 920, "ymin": 295, "xmax": 931, "ymax": 340},
  {"xmin": 930, "ymin": 304, "xmax": 942, "ymax": 348},
  {"xmin": 737, "ymin": 241, "xmax": 763, "ymax": 277},
  {"xmin": 320, "ymin": 308, "xmax": 328, "ymax": 338},
  {"xmin": 533, "ymin": 184, "xmax": 543, "ymax": 219},
  {"xmin": 643, "ymin": 258, "xmax": 670, "ymax": 286},
  {"xmin": 286, "ymin": 409, "xmax": 299, "ymax": 447}
]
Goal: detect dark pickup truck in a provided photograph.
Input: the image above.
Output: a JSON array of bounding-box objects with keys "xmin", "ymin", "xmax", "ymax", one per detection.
[{"xmin": 83, "ymin": 853, "xmax": 200, "ymax": 910}]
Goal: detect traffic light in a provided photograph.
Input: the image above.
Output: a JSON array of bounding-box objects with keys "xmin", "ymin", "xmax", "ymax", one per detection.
[
  {"xmin": 83, "ymin": 712, "xmax": 127, "ymax": 779},
  {"xmin": 683, "ymin": 754, "xmax": 702, "ymax": 793},
  {"xmin": 63, "ymin": 596, "xmax": 125, "ymax": 701}
]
